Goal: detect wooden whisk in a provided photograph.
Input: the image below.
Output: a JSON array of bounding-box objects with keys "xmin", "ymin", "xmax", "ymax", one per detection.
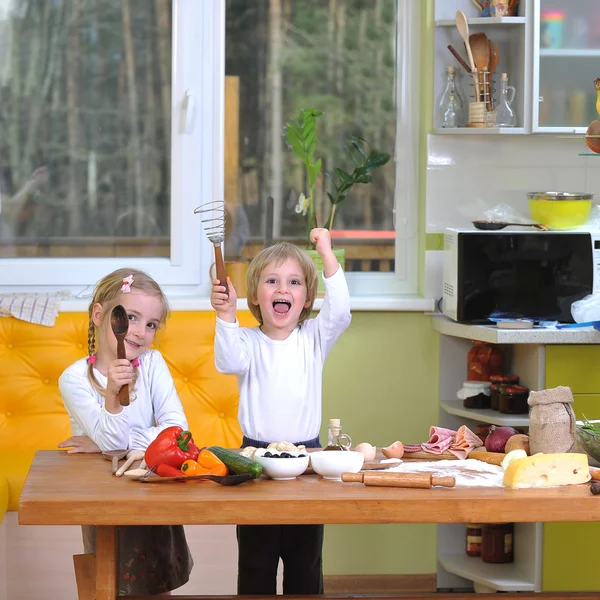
[{"xmin": 194, "ymin": 200, "xmax": 228, "ymax": 295}]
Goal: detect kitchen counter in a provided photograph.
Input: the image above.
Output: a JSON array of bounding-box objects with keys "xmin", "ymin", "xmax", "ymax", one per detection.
[
  {"xmin": 20, "ymin": 451, "xmax": 600, "ymax": 600},
  {"xmin": 432, "ymin": 315, "xmax": 600, "ymax": 344},
  {"xmin": 20, "ymin": 451, "xmax": 600, "ymax": 526}
]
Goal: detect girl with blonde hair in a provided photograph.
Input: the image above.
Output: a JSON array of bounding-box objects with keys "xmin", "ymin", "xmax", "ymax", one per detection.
[{"xmin": 58, "ymin": 268, "xmax": 193, "ymax": 596}]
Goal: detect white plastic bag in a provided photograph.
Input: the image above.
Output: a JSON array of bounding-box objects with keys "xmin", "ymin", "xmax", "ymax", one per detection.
[{"xmin": 571, "ymin": 294, "xmax": 600, "ymax": 323}]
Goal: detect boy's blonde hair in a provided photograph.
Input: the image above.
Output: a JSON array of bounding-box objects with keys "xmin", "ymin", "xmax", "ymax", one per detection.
[
  {"xmin": 86, "ymin": 268, "xmax": 169, "ymax": 396},
  {"xmin": 246, "ymin": 242, "xmax": 318, "ymax": 325}
]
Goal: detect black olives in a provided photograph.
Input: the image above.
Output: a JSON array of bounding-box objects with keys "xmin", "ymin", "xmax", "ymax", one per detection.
[{"xmin": 262, "ymin": 451, "xmax": 307, "ymax": 459}]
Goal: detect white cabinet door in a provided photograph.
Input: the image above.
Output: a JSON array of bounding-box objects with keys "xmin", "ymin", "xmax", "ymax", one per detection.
[{"xmin": 532, "ymin": 0, "xmax": 600, "ymax": 132}]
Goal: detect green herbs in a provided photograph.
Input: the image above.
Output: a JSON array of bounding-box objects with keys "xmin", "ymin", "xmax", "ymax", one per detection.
[{"xmin": 579, "ymin": 416, "xmax": 600, "ymax": 436}]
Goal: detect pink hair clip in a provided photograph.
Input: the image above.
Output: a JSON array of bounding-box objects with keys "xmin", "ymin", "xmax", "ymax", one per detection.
[
  {"xmin": 121, "ymin": 275, "xmax": 134, "ymax": 293},
  {"xmin": 131, "ymin": 358, "xmax": 140, "ymax": 367},
  {"xmin": 87, "ymin": 355, "xmax": 97, "ymax": 365}
]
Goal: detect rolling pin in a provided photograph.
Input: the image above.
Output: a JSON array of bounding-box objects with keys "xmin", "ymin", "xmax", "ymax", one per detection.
[{"xmin": 342, "ymin": 471, "xmax": 455, "ymax": 488}]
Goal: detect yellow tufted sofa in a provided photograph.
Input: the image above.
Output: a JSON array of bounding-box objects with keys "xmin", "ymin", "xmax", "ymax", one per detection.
[{"xmin": 0, "ymin": 310, "xmax": 257, "ymax": 514}]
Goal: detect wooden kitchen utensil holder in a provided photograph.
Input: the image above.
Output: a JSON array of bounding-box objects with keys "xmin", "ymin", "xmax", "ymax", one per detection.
[{"xmin": 467, "ymin": 71, "xmax": 495, "ymax": 127}]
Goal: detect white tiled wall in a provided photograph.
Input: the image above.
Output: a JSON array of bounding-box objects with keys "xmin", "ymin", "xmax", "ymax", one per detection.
[{"xmin": 426, "ymin": 134, "xmax": 600, "ymax": 232}]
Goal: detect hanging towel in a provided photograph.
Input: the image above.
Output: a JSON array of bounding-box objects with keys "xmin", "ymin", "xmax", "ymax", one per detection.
[{"xmin": 0, "ymin": 291, "xmax": 71, "ymax": 326}]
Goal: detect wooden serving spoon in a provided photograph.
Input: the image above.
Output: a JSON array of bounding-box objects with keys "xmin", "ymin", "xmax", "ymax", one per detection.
[
  {"xmin": 110, "ymin": 305, "xmax": 130, "ymax": 407},
  {"xmin": 470, "ymin": 32, "xmax": 490, "ymax": 104},
  {"xmin": 455, "ymin": 10, "xmax": 479, "ymax": 100}
]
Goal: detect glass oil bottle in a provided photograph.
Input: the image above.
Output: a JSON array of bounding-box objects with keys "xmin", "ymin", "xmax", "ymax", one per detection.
[{"xmin": 323, "ymin": 418, "xmax": 352, "ymax": 451}]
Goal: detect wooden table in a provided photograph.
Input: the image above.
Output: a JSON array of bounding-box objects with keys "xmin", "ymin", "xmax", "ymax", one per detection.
[{"xmin": 18, "ymin": 451, "xmax": 600, "ymax": 600}]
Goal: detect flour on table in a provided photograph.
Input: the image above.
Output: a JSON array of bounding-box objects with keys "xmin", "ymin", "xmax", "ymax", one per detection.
[{"xmin": 387, "ymin": 459, "xmax": 505, "ymax": 487}]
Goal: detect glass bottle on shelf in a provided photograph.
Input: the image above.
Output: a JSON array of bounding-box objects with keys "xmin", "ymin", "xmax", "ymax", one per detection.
[
  {"xmin": 323, "ymin": 418, "xmax": 352, "ymax": 451},
  {"xmin": 439, "ymin": 66, "xmax": 464, "ymax": 127},
  {"xmin": 443, "ymin": 96, "xmax": 459, "ymax": 128},
  {"xmin": 495, "ymin": 72, "xmax": 517, "ymax": 127}
]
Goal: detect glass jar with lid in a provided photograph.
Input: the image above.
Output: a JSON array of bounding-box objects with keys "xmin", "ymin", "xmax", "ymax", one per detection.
[
  {"xmin": 457, "ymin": 381, "xmax": 491, "ymax": 409},
  {"xmin": 467, "ymin": 342, "xmax": 504, "ymax": 382},
  {"xmin": 481, "ymin": 523, "xmax": 514, "ymax": 563}
]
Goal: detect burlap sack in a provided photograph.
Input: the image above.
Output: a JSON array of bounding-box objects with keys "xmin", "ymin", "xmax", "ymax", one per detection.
[{"xmin": 527, "ymin": 386, "xmax": 576, "ymax": 454}]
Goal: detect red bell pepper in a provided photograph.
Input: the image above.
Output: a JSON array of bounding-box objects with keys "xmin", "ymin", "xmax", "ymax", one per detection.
[
  {"xmin": 157, "ymin": 464, "xmax": 186, "ymax": 478},
  {"xmin": 145, "ymin": 426, "xmax": 200, "ymax": 470}
]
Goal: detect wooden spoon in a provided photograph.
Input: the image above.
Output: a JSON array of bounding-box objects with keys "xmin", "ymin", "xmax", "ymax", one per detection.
[
  {"xmin": 455, "ymin": 10, "xmax": 479, "ymax": 100},
  {"xmin": 110, "ymin": 305, "xmax": 130, "ymax": 407},
  {"xmin": 102, "ymin": 449, "xmax": 128, "ymax": 474},
  {"xmin": 470, "ymin": 32, "xmax": 490, "ymax": 105}
]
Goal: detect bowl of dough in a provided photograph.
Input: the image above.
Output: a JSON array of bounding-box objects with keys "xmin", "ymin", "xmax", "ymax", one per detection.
[{"xmin": 309, "ymin": 450, "xmax": 364, "ymax": 481}]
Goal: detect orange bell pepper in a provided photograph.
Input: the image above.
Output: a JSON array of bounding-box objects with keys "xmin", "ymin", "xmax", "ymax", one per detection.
[{"xmin": 181, "ymin": 449, "xmax": 228, "ymax": 477}]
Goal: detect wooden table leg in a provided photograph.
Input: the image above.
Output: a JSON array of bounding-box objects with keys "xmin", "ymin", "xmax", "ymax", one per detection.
[{"xmin": 96, "ymin": 525, "xmax": 118, "ymax": 600}]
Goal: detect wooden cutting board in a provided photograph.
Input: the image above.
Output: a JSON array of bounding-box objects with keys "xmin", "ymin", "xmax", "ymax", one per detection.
[{"xmin": 402, "ymin": 450, "xmax": 505, "ymax": 466}]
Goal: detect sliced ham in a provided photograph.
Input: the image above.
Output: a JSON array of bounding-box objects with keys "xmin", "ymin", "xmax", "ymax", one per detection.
[
  {"xmin": 420, "ymin": 426, "xmax": 456, "ymax": 454},
  {"xmin": 448, "ymin": 425, "xmax": 484, "ymax": 459}
]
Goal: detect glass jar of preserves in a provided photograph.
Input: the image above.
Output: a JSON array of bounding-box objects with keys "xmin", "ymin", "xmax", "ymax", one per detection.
[
  {"xmin": 465, "ymin": 523, "xmax": 482, "ymax": 557},
  {"xmin": 467, "ymin": 342, "xmax": 504, "ymax": 382},
  {"xmin": 481, "ymin": 523, "xmax": 514, "ymax": 563},
  {"xmin": 499, "ymin": 385, "xmax": 530, "ymax": 415},
  {"xmin": 457, "ymin": 381, "xmax": 491, "ymax": 409},
  {"xmin": 489, "ymin": 375, "xmax": 519, "ymax": 410}
]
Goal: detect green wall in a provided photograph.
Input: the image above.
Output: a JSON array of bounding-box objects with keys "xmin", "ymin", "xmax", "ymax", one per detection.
[
  {"xmin": 320, "ymin": 1, "xmax": 439, "ymax": 577},
  {"xmin": 321, "ymin": 312, "xmax": 440, "ymax": 574}
]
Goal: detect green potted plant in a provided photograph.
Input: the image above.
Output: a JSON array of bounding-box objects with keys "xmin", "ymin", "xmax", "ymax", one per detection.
[{"xmin": 284, "ymin": 107, "xmax": 391, "ymax": 287}]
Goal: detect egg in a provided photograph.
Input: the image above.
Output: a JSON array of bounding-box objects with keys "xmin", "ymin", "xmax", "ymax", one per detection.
[
  {"xmin": 381, "ymin": 441, "xmax": 404, "ymax": 459},
  {"xmin": 354, "ymin": 442, "xmax": 377, "ymax": 462}
]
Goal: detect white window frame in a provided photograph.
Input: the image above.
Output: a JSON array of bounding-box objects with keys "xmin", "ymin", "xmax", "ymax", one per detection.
[{"xmin": 0, "ymin": 0, "xmax": 419, "ymax": 298}]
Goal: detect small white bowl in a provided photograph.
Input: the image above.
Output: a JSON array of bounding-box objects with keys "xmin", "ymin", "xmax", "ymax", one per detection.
[
  {"xmin": 254, "ymin": 449, "xmax": 309, "ymax": 481},
  {"xmin": 309, "ymin": 450, "xmax": 365, "ymax": 480}
]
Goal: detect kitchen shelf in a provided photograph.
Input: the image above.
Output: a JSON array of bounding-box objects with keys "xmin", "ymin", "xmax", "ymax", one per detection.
[
  {"xmin": 540, "ymin": 49, "xmax": 600, "ymax": 57},
  {"xmin": 433, "ymin": 127, "xmax": 526, "ymax": 135},
  {"xmin": 435, "ymin": 17, "xmax": 526, "ymax": 26},
  {"xmin": 440, "ymin": 399, "xmax": 529, "ymax": 427},
  {"xmin": 432, "ymin": 315, "xmax": 600, "ymax": 344},
  {"xmin": 438, "ymin": 554, "xmax": 535, "ymax": 592}
]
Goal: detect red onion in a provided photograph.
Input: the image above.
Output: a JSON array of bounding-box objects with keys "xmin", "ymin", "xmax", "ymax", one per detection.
[{"xmin": 484, "ymin": 425, "xmax": 519, "ymax": 453}]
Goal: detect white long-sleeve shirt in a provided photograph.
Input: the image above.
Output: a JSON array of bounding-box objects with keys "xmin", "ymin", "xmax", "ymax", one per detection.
[
  {"xmin": 59, "ymin": 350, "xmax": 188, "ymax": 451},
  {"xmin": 215, "ymin": 266, "xmax": 352, "ymax": 443}
]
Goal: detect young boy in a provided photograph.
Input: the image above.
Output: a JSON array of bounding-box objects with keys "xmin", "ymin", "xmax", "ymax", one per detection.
[{"xmin": 210, "ymin": 227, "xmax": 351, "ymax": 595}]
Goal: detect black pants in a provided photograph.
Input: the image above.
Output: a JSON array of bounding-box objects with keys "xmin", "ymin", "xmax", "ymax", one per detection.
[{"xmin": 238, "ymin": 435, "xmax": 324, "ymax": 595}]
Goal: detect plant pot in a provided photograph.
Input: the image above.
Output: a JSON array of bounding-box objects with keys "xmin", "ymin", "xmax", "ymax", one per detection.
[{"xmin": 305, "ymin": 248, "xmax": 346, "ymax": 298}]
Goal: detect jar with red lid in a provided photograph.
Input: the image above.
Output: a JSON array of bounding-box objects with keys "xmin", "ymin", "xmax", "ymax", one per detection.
[
  {"xmin": 499, "ymin": 385, "xmax": 530, "ymax": 415},
  {"xmin": 490, "ymin": 375, "xmax": 519, "ymax": 410},
  {"xmin": 467, "ymin": 342, "xmax": 504, "ymax": 382},
  {"xmin": 465, "ymin": 523, "xmax": 482, "ymax": 557},
  {"xmin": 481, "ymin": 523, "xmax": 514, "ymax": 563}
]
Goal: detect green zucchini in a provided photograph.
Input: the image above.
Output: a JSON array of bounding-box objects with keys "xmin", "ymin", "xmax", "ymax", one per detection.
[{"xmin": 208, "ymin": 446, "xmax": 263, "ymax": 478}]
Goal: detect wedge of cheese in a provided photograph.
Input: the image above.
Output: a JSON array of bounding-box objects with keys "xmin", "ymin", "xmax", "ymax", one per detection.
[{"xmin": 503, "ymin": 453, "xmax": 590, "ymax": 489}]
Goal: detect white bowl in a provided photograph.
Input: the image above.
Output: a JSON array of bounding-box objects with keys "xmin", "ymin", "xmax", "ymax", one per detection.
[
  {"xmin": 254, "ymin": 449, "xmax": 310, "ymax": 480},
  {"xmin": 309, "ymin": 450, "xmax": 365, "ymax": 480}
]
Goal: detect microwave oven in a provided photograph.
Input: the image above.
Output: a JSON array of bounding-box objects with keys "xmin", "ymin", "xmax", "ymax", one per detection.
[{"xmin": 442, "ymin": 228, "xmax": 600, "ymax": 324}]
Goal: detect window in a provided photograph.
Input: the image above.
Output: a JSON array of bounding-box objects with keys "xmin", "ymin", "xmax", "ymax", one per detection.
[{"xmin": 0, "ymin": 0, "xmax": 419, "ymax": 297}]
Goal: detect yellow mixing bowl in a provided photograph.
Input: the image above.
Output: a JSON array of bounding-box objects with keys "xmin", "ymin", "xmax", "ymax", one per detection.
[{"xmin": 528, "ymin": 192, "xmax": 593, "ymax": 229}]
